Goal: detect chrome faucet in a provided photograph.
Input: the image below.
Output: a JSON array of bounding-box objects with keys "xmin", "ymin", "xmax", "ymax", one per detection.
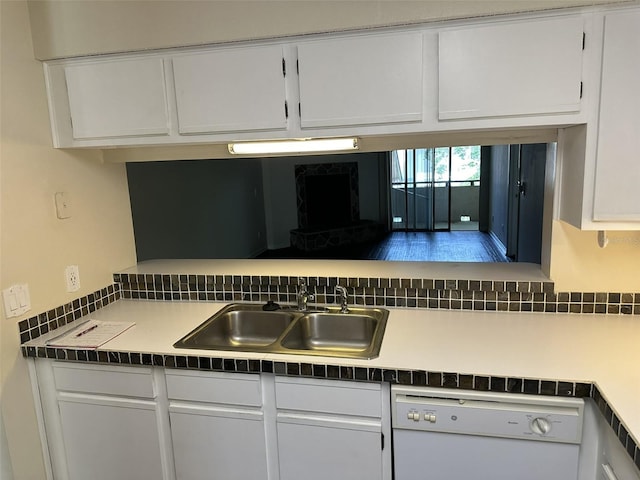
[
  {"xmin": 335, "ymin": 285, "xmax": 349, "ymax": 313},
  {"xmin": 297, "ymin": 277, "xmax": 314, "ymax": 311}
]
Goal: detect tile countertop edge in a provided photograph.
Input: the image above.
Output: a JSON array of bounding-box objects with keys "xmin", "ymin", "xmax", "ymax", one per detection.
[{"xmin": 21, "ymin": 298, "xmax": 640, "ymax": 469}]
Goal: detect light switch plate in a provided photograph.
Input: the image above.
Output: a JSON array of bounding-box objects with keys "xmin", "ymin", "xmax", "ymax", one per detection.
[
  {"xmin": 55, "ymin": 191, "xmax": 71, "ymax": 219},
  {"xmin": 2, "ymin": 284, "xmax": 31, "ymax": 318}
]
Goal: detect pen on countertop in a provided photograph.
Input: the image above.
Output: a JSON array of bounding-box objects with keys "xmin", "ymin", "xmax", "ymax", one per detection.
[{"xmin": 75, "ymin": 324, "xmax": 99, "ymax": 338}]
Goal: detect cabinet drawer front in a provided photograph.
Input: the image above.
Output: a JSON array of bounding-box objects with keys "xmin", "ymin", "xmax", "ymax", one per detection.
[
  {"xmin": 53, "ymin": 363, "xmax": 155, "ymax": 398},
  {"xmin": 170, "ymin": 402, "xmax": 263, "ymax": 420},
  {"xmin": 165, "ymin": 369, "xmax": 262, "ymax": 406},
  {"xmin": 275, "ymin": 377, "xmax": 381, "ymax": 417},
  {"xmin": 277, "ymin": 412, "xmax": 380, "ymax": 432}
]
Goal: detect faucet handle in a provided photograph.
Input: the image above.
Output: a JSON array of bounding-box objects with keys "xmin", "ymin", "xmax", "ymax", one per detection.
[
  {"xmin": 335, "ymin": 285, "xmax": 349, "ymax": 313},
  {"xmin": 297, "ymin": 277, "xmax": 314, "ymax": 311}
]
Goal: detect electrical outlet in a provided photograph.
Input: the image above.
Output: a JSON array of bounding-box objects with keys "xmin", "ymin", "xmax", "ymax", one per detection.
[{"xmin": 65, "ymin": 265, "xmax": 80, "ymax": 292}]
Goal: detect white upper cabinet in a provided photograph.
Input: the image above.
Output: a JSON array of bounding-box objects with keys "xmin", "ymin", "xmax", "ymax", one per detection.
[
  {"xmin": 64, "ymin": 57, "xmax": 170, "ymax": 139},
  {"xmin": 438, "ymin": 16, "xmax": 584, "ymax": 120},
  {"xmin": 297, "ymin": 33, "xmax": 424, "ymax": 129},
  {"xmin": 172, "ymin": 44, "xmax": 288, "ymax": 134},
  {"xmin": 592, "ymin": 10, "xmax": 640, "ymax": 222},
  {"xmin": 557, "ymin": 7, "xmax": 640, "ymax": 230},
  {"xmin": 42, "ymin": 5, "xmax": 634, "ymax": 158}
]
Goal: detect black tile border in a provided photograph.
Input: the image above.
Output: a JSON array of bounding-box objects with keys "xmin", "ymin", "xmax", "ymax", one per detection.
[
  {"xmin": 17, "ymin": 284, "xmax": 121, "ymax": 343},
  {"xmin": 19, "ymin": 345, "xmax": 639, "ymax": 473},
  {"xmin": 593, "ymin": 385, "xmax": 640, "ymax": 471},
  {"xmin": 113, "ymin": 272, "xmax": 640, "ymax": 316}
]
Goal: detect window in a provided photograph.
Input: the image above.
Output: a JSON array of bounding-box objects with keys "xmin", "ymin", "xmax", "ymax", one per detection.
[{"xmin": 390, "ymin": 146, "xmax": 481, "ymax": 231}]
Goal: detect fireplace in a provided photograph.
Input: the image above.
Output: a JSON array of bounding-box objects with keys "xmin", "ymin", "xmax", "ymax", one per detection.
[
  {"xmin": 296, "ymin": 162, "xmax": 359, "ymax": 229},
  {"xmin": 290, "ymin": 162, "xmax": 384, "ymax": 251}
]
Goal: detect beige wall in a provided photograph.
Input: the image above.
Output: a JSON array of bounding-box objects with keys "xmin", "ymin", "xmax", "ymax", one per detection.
[
  {"xmin": 28, "ymin": 0, "xmax": 626, "ymax": 60},
  {"xmin": 550, "ymin": 221, "xmax": 640, "ymax": 292},
  {"xmin": 0, "ymin": 2, "xmax": 137, "ymax": 478}
]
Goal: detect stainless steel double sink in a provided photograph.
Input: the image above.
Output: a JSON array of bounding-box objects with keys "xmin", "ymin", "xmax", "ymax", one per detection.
[{"xmin": 174, "ymin": 303, "xmax": 389, "ymax": 359}]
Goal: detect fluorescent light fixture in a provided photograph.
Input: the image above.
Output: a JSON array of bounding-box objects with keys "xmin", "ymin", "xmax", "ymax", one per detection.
[{"xmin": 228, "ymin": 138, "xmax": 359, "ymax": 155}]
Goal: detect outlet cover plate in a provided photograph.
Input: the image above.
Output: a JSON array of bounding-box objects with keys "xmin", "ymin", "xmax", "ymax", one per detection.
[{"xmin": 65, "ymin": 265, "xmax": 80, "ymax": 292}]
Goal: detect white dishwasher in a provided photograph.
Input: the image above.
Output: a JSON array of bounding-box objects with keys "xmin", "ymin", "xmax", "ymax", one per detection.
[{"xmin": 392, "ymin": 386, "xmax": 585, "ymax": 480}]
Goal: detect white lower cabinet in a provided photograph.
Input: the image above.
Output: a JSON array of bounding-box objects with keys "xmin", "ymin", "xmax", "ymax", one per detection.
[
  {"xmin": 32, "ymin": 361, "xmax": 386, "ymax": 480},
  {"xmin": 169, "ymin": 405, "xmax": 268, "ymax": 480},
  {"xmin": 274, "ymin": 377, "xmax": 391, "ymax": 480},
  {"xmin": 590, "ymin": 400, "xmax": 640, "ymax": 480},
  {"xmin": 33, "ymin": 361, "xmax": 171, "ymax": 480},
  {"xmin": 30, "ymin": 360, "xmax": 640, "ymax": 480},
  {"xmin": 58, "ymin": 395, "xmax": 165, "ymax": 480},
  {"xmin": 165, "ymin": 369, "xmax": 268, "ymax": 480},
  {"xmin": 277, "ymin": 417, "xmax": 383, "ymax": 480}
]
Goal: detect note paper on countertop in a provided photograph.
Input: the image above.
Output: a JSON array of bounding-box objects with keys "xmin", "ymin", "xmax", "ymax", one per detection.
[{"xmin": 45, "ymin": 319, "xmax": 135, "ymax": 349}]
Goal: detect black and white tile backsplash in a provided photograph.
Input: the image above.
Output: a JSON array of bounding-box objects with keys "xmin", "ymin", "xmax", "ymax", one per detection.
[
  {"xmin": 18, "ymin": 284, "xmax": 120, "ymax": 344},
  {"xmin": 115, "ymin": 272, "xmax": 639, "ymax": 315},
  {"xmin": 17, "ymin": 272, "xmax": 639, "ymax": 345}
]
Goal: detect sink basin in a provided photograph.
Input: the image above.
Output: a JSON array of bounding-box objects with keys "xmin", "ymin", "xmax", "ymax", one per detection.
[
  {"xmin": 173, "ymin": 304, "xmax": 297, "ymax": 350},
  {"xmin": 174, "ymin": 303, "xmax": 388, "ymax": 359},
  {"xmin": 280, "ymin": 310, "xmax": 386, "ymax": 358}
]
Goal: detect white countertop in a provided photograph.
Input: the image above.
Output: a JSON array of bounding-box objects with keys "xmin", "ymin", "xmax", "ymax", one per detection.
[
  {"xmin": 27, "ymin": 298, "xmax": 640, "ymax": 446},
  {"xmin": 120, "ymin": 258, "xmax": 551, "ymax": 282}
]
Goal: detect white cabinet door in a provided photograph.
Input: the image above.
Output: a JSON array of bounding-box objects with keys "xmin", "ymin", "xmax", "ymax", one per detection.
[
  {"xmin": 277, "ymin": 416, "xmax": 383, "ymax": 480},
  {"xmin": 438, "ymin": 16, "xmax": 584, "ymax": 120},
  {"xmin": 172, "ymin": 45, "xmax": 287, "ymax": 134},
  {"xmin": 592, "ymin": 10, "xmax": 640, "ymax": 222},
  {"xmin": 165, "ymin": 370, "xmax": 268, "ymax": 480},
  {"xmin": 170, "ymin": 404, "xmax": 268, "ymax": 480},
  {"xmin": 58, "ymin": 394, "xmax": 165, "ymax": 480},
  {"xmin": 297, "ymin": 33, "xmax": 424, "ymax": 128},
  {"xmin": 274, "ymin": 377, "xmax": 389, "ymax": 480},
  {"xmin": 64, "ymin": 57, "xmax": 170, "ymax": 139}
]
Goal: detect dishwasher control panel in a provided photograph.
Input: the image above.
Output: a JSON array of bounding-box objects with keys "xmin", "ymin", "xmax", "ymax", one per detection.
[{"xmin": 392, "ymin": 386, "xmax": 584, "ymax": 444}]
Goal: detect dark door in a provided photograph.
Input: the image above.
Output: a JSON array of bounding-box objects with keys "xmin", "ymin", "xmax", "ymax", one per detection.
[
  {"xmin": 506, "ymin": 145, "xmax": 521, "ymax": 258},
  {"xmin": 515, "ymin": 144, "xmax": 547, "ymax": 263}
]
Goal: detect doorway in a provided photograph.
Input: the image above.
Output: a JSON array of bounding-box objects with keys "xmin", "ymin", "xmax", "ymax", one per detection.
[
  {"xmin": 482, "ymin": 143, "xmax": 548, "ymax": 264},
  {"xmin": 390, "ymin": 146, "xmax": 480, "ymax": 232},
  {"xmin": 389, "ymin": 143, "xmax": 548, "ymax": 264},
  {"xmin": 506, "ymin": 144, "xmax": 547, "ymax": 263},
  {"xmin": 390, "ymin": 149, "xmax": 435, "ymax": 231}
]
